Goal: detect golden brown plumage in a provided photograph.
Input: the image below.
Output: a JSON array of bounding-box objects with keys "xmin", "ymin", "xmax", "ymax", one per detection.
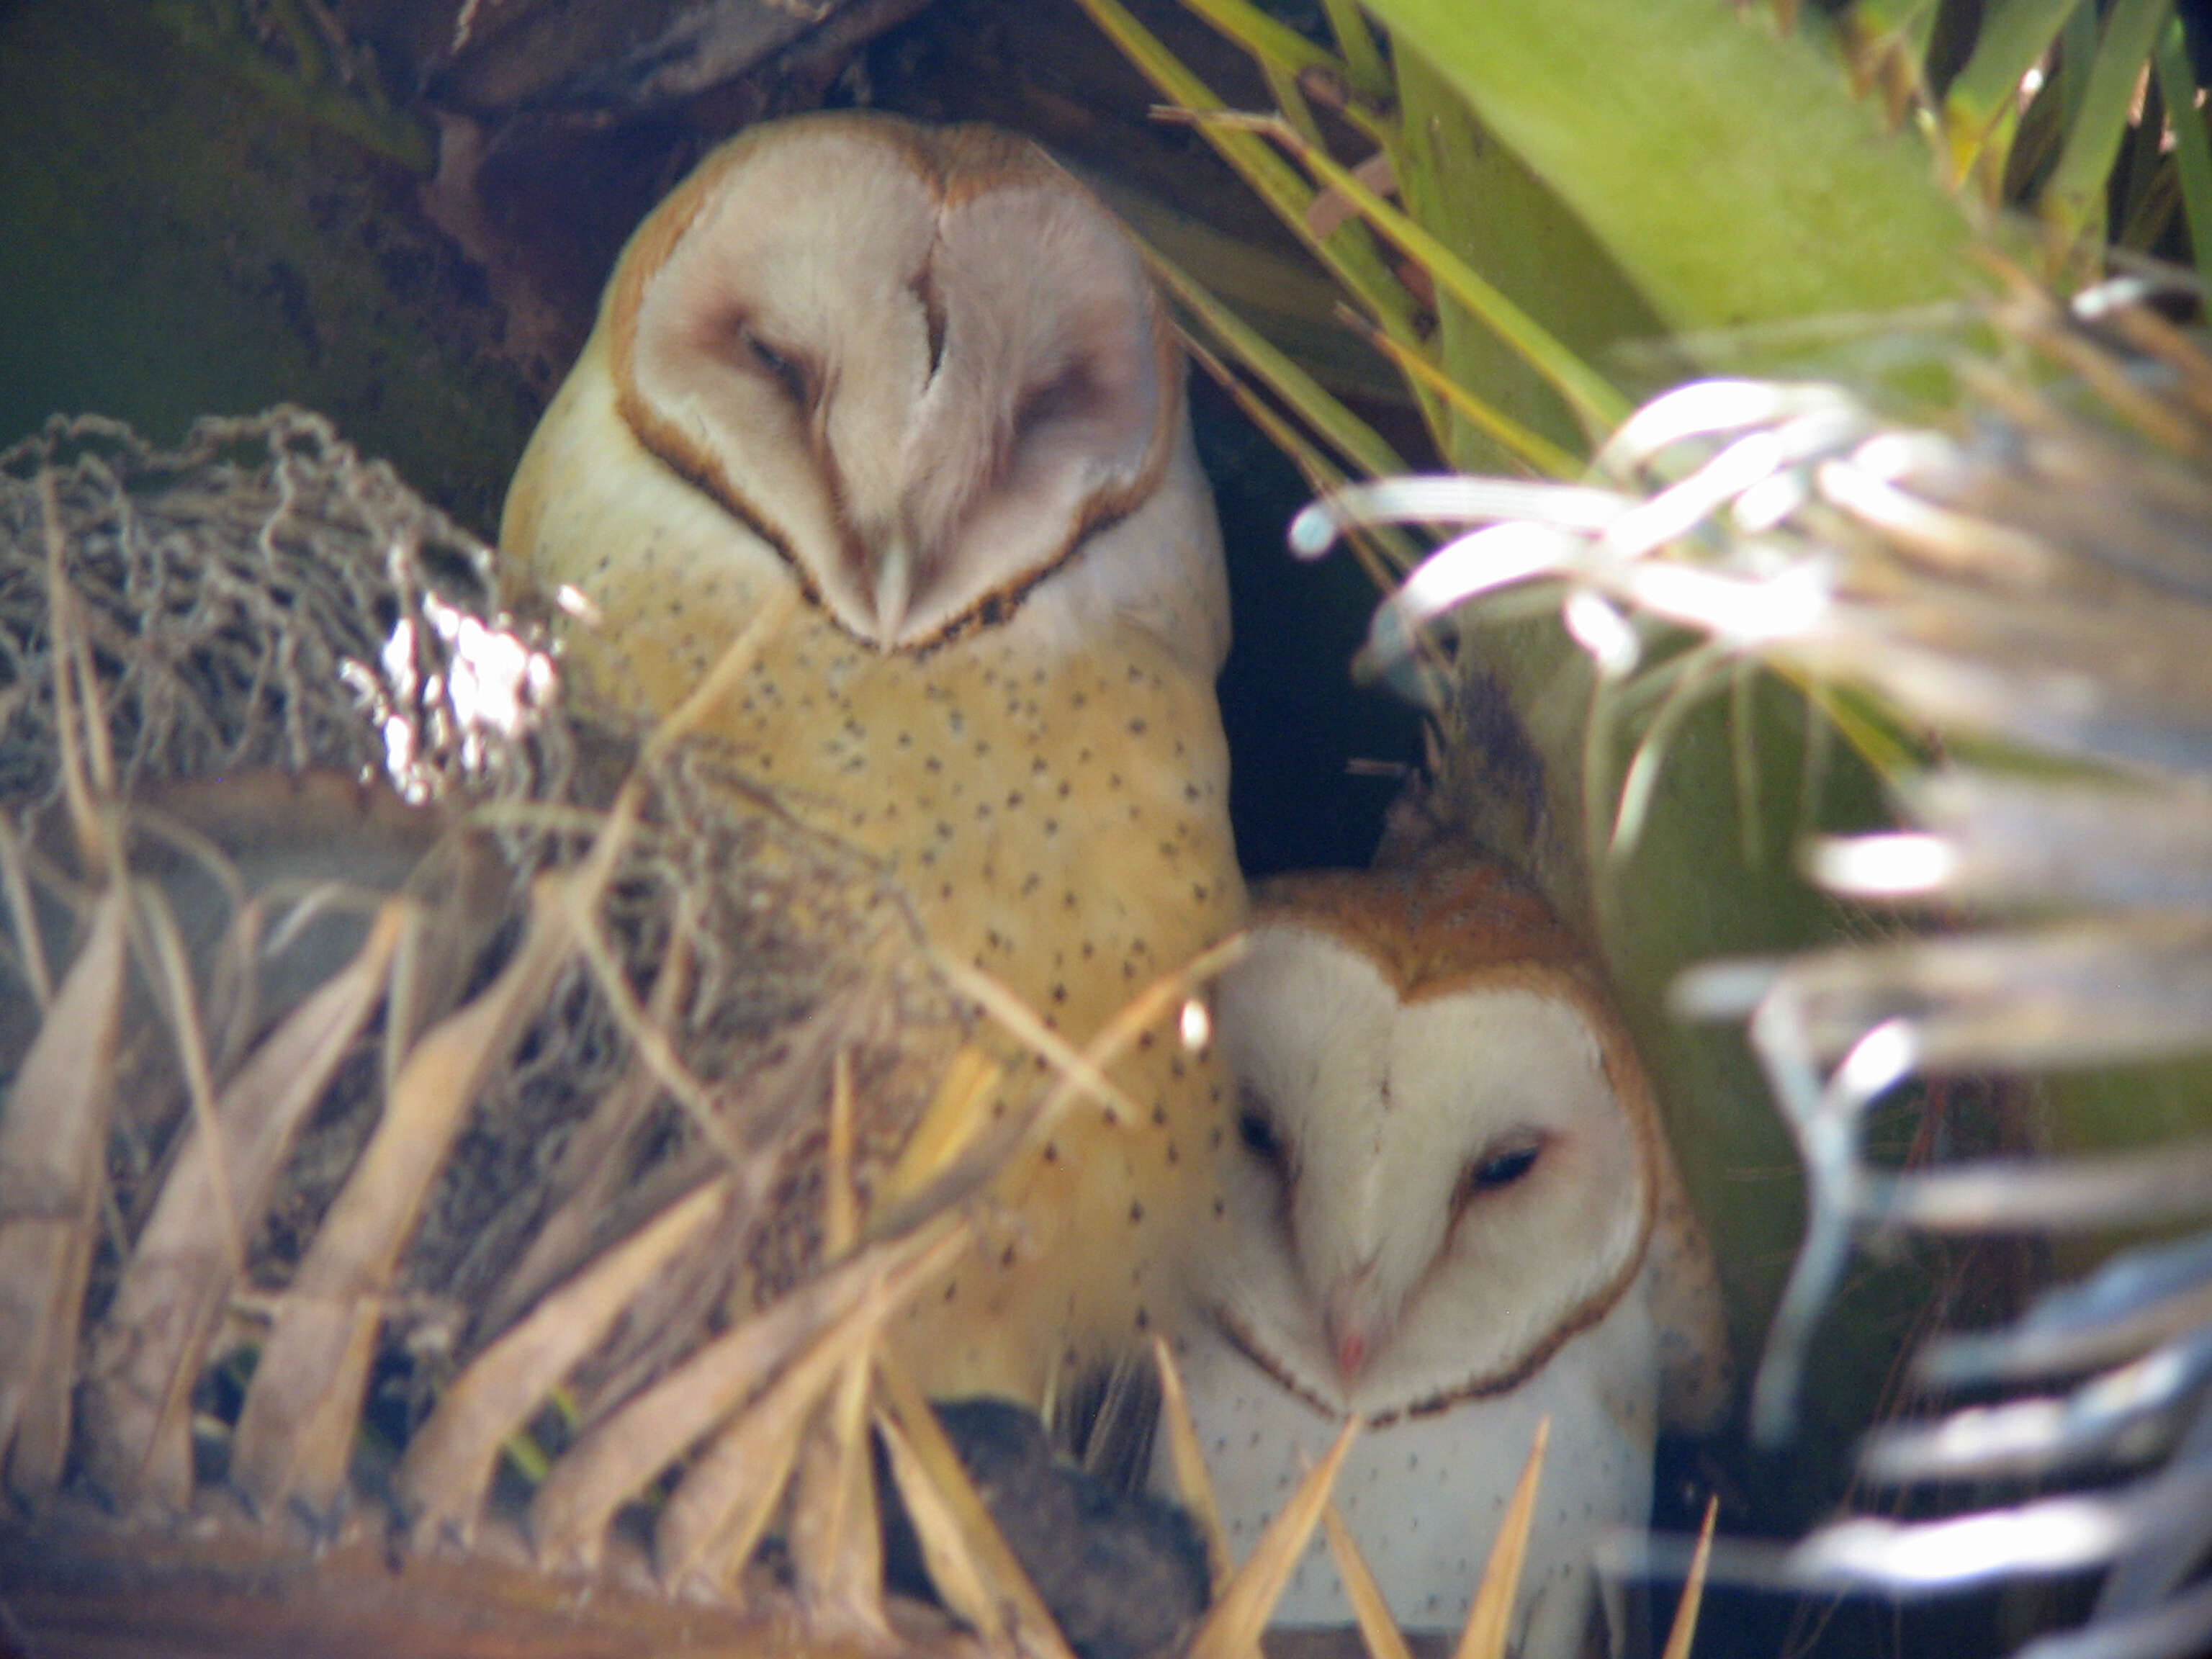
[{"xmin": 501, "ymin": 112, "xmax": 1245, "ymax": 1403}]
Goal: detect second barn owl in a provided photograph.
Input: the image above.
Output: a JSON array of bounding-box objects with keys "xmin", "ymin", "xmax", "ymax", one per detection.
[
  {"xmin": 1171, "ymin": 862, "xmax": 1730, "ymax": 1657},
  {"xmin": 500, "ymin": 114, "xmax": 1244, "ymax": 1404}
]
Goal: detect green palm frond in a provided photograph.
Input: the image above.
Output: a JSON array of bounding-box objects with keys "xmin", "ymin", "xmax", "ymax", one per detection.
[{"xmin": 1074, "ymin": 15, "xmax": 2212, "ymax": 1651}]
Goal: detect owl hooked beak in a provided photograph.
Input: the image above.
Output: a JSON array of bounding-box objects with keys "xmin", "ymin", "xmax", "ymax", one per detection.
[
  {"xmin": 839, "ymin": 437, "xmax": 986, "ymax": 649},
  {"xmin": 864, "ymin": 533, "xmax": 917, "ymax": 647},
  {"xmin": 1323, "ymin": 1268, "xmax": 1390, "ymax": 1388},
  {"xmin": 839, "ymin": 487, "xmax": 948, "ymax": 648}
]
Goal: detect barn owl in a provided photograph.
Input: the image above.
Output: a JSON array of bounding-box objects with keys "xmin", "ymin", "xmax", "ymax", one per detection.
[
  {"xmin": 1169, "ymin": 861, "xmax": 1730, "ymax": 1657},
  {"xmin": 499, "ymin": 113, "xmax": 1244, "ymax": 1406}
]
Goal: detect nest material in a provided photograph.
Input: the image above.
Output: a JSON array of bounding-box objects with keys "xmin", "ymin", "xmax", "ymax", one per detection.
[
  {"xmin": 0, "ymin": 410, "xmax": 557, "ymax": 806},
  {"xmin": 0, "ymin": 409, "xmax": 997, "ymax": 1629}
]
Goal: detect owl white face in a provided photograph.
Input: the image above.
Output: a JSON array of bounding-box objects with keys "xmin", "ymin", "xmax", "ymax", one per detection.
[
  {"xmin": 1173, "ymin": 865, "xmax": 1727, "ymax": 1645},
  {"xmin": 603, "ymin": 115, "xmax": 1180, "ymax": 652},
  {"xmin": 1210, "ymin": 899, "xmax": 1653, "ymax": 1421}
]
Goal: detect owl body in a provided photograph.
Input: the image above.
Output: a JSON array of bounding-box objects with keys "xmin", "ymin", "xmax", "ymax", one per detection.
[
  {"xmin": 1172, "ymin": 864, "xmax": 1728, "ymax": 1653},
  {"xmin": 502, "ymin": 114, "xmax": 1244, "ymax": 1403},
  {"xmin": 1175, "ymin": 1256, "xmax": 1658, "ymax": 1647}
]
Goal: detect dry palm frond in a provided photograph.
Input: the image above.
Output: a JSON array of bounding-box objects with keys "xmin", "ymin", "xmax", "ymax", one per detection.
[{"xmin": 0, "ymin": 409, "xmax": 1014, "ymax": 1653}]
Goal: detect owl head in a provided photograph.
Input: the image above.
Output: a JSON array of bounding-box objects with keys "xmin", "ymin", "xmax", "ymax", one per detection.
[
  {"xmin": 504, "ymin": 112, "xmax": 1200, "ymax": 660},
  {"xmin": 1209, "ymin": 861, "xmax": 1708, "ymax": 1424}
]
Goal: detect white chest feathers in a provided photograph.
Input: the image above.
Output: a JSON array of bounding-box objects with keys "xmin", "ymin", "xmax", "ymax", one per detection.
[{"xmin": 1165, "ymin": 863, "xmax": 1730, "ymax": 1653}]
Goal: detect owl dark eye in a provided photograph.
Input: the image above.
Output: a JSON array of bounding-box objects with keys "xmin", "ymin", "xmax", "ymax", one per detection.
[
  {"xmin": 1466, "ymin": 1140, "xmax": 1542, "ymax": 1195},
  {"xmin": 1236, "ymin": 1099, "xmax": 1285, "ymax": 1166},
  {"xmin": 739, "ymin": 324, "xmax": 813, "ymax": 407},
  {"xmin": 1013, "ymin": 361, "xmax": 1096, "ymax": 436}
]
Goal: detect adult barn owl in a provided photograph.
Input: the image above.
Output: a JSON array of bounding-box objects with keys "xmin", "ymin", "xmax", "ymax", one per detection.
[
  {"xmin": 500, "ymin": 114, "xmax": 1244, "ymax": 1405},
  {"xmin": 1174, "ymin": 862, "xmax": 1730, "ymax": 1656}
]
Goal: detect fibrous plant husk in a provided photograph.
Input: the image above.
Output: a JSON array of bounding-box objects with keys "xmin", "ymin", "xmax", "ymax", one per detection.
[{"xmin": 0, "ymin": 407, "xmax": 992, "ymax": 1654}]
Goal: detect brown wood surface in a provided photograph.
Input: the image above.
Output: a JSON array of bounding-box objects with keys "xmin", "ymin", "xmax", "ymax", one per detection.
[{"xmin": 0, "ymin": 1507, "xmax": 974, "ymax": 1659}]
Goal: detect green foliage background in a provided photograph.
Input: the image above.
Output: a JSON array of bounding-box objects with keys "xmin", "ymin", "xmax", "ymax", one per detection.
[{"xmin": 1077, "ymin": 0, "xmax": 2212, "ymax": 1533}]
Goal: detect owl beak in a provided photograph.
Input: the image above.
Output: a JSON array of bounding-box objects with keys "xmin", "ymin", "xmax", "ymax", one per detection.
[
  {"xmin": 1327, "ymin": 1317, "xmax": 1367, "ymax": 1383},
  {"xmin": 870, "ymin": 536, "xmax": 915, "ymax": 647},
  {"xmin": 1323, "ymin": 1280, "xmax": 1383, "ymax": 1385}
]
